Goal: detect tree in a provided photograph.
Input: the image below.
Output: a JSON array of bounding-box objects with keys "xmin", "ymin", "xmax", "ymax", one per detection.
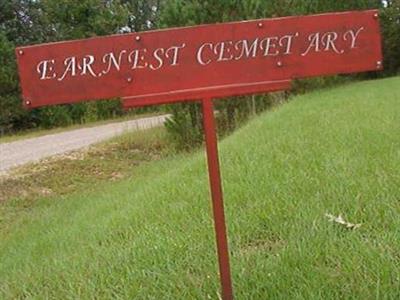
[
  {"xmin": 120, "ymin": 0, "xmax": 162, "ymax": 32},
  {"xmin": 0, "ymin": 0, "xmax": 131, "ymax": 133},
  {"xmin": 380, "ymin": 0, "xmax": 400, "ymax": 75},
  {"xmin": 0, "ymin": 1, "xmax": 48, "ymax": 133},
  {"xmin": 40, "ymin": 0, "xmax": 129, "ymax": 40},
  {"xmin": 0, "ymin": 31, "xmax": 28, "ymax": 133},
  {"xmin": 0, "ymin": 0, "xmax": 51, "ymax": 44}
]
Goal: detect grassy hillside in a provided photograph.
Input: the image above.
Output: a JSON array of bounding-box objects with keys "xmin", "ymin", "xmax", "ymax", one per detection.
[{"xmin": 1, "ymin": 77, "xmax": 399, "ymax": 299}]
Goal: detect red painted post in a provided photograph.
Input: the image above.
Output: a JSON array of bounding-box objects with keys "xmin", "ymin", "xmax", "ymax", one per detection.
[{"xmin": 202, "ymin": 98, "xmax": 234, "ymax": 300}]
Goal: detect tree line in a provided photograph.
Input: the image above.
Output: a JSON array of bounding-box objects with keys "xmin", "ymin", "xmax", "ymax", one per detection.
[{"xmin": 0, "ymin": 0, "xmax": 399, "ymax": 148}]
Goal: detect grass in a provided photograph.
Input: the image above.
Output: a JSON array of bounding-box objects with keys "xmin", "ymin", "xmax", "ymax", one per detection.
[
  {"xmin": 0, "ymin": 111, "xmax": 163, "ymax": 144},
  {"xmin": 1, "ymin": 77, "xmax": 400, "ymax": 299},
  {"xmin": 0, "ymin": 126, "xmax": 173, "ymax": 216}
]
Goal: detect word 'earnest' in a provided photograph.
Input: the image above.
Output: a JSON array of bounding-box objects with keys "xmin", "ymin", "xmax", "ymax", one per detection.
[{"xmin": 37, "ymin": 27, "xmax": 364, "ymax": 82}]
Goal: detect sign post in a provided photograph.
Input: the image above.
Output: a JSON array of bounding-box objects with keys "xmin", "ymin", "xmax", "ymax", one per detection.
[
  {"xmin": 202, "ymin": 97, "xmax": 233, "ymax": 300},
  {"xmin": 15, "ymin": 9, "xmax": 382, "ymax": 299}
]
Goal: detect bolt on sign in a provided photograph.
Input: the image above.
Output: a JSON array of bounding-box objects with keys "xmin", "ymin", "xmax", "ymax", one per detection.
[{"xmin": 16, "ymin": 10, "xmax": 382, "ymax": 300}]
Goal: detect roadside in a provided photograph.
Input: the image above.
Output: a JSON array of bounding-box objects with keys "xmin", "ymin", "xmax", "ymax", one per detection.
[
  {"xmin": 0, "ymin": 114, "xmax": 170, "ymax": 173},
  {"xmin": 0, "ymin": 126, "xmax": 174, "ymax": 204},
  {"xmin": 0, "ymin": 112, "xmax": 164, "ymax": 144}
]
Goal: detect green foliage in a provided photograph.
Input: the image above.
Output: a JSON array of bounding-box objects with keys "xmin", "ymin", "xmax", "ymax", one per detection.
[
  {"xmin": 159, "ymin": 1, "xmax": 281, "ymax": 148},
  {"xmin": 0, "ymin": 0, "xmax": 167, "ymax": 134},
  {"xmin": 380, "ymin": 0, "xmax": 400, "ymax": 75},
  {"xmin": 0, "ymin": 1, "xmax": 56, "ymax": 133},
  {"xmin": 34, "ymin": 0, "xmax": 129, "ymax": 129},
  {"xmin": 291, "ymin": 76, "xmax": 353, "ymax": 94},
  {"xmin": 120, "ymin": 0, "xmax": 162, "ymax": 32},
  {"xmin": 37, "ymin": 106, "xmax": 73, "ymax": 128},
  {"xmin": 0, "ymin": 33, "xmax": 17, "ymax": 97},
  {"xmin": 41, "ymin": 0, "xmax": 129, "ymax": 40},
  {"xmin": 0, "ymin": 0, "xmax": 399, "ymax": 137},
  {"xmin": 160, "ymin": 0, "xmax": 397, "ymax": 150},
  {"xmin": 81, "ymin": 100, "xmax": 124, "ymax": 123},
  {"xmin": 32, "ymin": 100, "xmax": 125, "ymax": 129},
  {"xmin": 0, "ymin": 0, "xmax": 50, "ymax": 44},
  {"xmin": 164, "ymin": 103, "xmax": 203, "ymax": 150},
  {"xmin": 0, "ymin": 31, "xmax": 33, "ymax": 133},
  {"xmin": 0, "ymin": 0, "xmax": 148, "ymax": 134},
  {"xmin": 284, "ymin": 0, "xmax": 381, "ymax": 16},
  {"xmin": 1, "ymin": 77, "xmax": 399, "ymax": 298}
]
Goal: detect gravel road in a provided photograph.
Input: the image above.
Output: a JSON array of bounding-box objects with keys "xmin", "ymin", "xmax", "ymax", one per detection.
[{"xmin": 0, "ymin": 115, "xmax": 169, "ymax": 174}]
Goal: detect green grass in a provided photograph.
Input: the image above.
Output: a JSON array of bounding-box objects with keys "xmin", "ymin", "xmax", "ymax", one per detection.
[
  {"xmin": 1, "ymin": 77, "xmax": 400, "ymax": 299},
  {"xmin": 0, "ymin": 125, "xmax": 173, "ymax": 208}
]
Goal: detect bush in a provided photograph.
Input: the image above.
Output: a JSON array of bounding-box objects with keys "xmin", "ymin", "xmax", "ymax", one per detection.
[
  {"xmin": 380, "ymin": 1, "xmax": 400, "ymax": 75},
  {"xmin": 37, "ymin": 106, "xmax": 73, "ymax": 129},
  {"xmin": 164, "ymin": 103, "xmax": 203, "ymax": 151}
]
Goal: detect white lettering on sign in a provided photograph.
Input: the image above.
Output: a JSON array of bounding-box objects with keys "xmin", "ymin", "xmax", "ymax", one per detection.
[
  {"xmin": 150, "ymin": 48, "xmax": 165, "ymax": 70},
  {"xmin": 301, "ymin": 33, "xmax": 321, "ymax": 56},
  {"xmin": 344, "ymin": 27, "xmax": 365, "ymax": 49},
  {"xmin": 79, "ymin": 55, "xmax": 97, "ymax": 78},
  {"xmin": 35, "ymin": 27, "xmax": 366, "ymax": 82},
  {"xmin": 322, "ymin": 32, "xmax": 344, "ymax": 54},
  {"xmin": 58, "ymin": 57, "xmax": 77, "ymax": 81},
  {"xmin": 234, "ymin": 39, "xmax": 259, "ymax": 60},
  {"xmin": 197, "ymin": 43, "xmax": 213, "ymax": 65},
  {"xmin": 301, "ymin": 27, "xmax": 364, "ymax": 56},
  {"xmin": 102, "ymin": 51, "xmax": 127, "ymax": 74},
  {"xmin": 37, "ymin": 59, "xmax": 57, "ymax": 80},
  {"xmin": 165, "ymin": 43, "xmax": 186, "ymax": 66},
  {"xmin": 260, "ymin": 37, "xmax": 279, "ymax": 56},
  {"xmin": 128, "ymin": 49, "xmax": 148, "ymax": 69},
  {"xmin": 279, "ymin": 33, "xmax": 299, "ymax": 55},
  {"xmin": 215, "ymin": 41, "xmax": 234, "ymax": 62}
]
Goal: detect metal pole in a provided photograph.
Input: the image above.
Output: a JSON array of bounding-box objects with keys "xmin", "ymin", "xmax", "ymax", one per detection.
[{"xmin": 202, "ymin": 98, "xmax": 234, "ymax": 300}]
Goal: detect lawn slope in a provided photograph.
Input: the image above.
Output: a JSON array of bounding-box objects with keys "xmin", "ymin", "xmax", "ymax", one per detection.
[{"xmin": 1, "ymin": 77, "xmax": 399, "ymax": 299}]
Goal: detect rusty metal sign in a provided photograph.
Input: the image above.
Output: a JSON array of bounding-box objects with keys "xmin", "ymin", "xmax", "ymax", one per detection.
[
  {"xmin": 15, "ymin": 9, "xmax": 383, "ymax": 300},
  {"xmin": 16, "ymin": 10, "xmax": 381, "ymax": 108}
]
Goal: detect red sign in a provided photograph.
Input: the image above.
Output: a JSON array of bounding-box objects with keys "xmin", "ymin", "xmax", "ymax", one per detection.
[
  {"xmin": 15, "ymin": 10, "xmax": 383, "ymax": 300},
  {"xmin": 16, "ymin": 10, "xmax": 382, "ymax": 108}
]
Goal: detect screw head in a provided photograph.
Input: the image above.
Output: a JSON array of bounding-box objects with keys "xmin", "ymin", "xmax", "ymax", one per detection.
[
  {"xmin": 135, "ymin": 36, "xmax": 141, "ymax": 41},
  {"xmin": 18, "ymin": 50, "xmax": 24, "ymax": 55},
  {"xmin": 25, "ymin": 100, "xmax": 31, "ymax": 106},
  {"xmin": 373, "ymin": 13, "xmax": 379, "ymax": 19},
  {"xmin": 376, "ymin": 61, "xmax": 382, "ymax": 68},
  {"xmin": 257, "ymin": 22, "xmax": 263, "ymax": 28},
  {"xmin": 277, "ymin": 61, "xmax": 283, "ymax": 67},
  {"xmin": 127, "ymin": 77, "xmax": 133, "ymax": 83}
]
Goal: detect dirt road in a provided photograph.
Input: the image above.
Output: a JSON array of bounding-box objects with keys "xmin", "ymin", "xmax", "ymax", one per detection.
[{"xmin": 0, "ymin": 115, "xmax": 169, "ymax": 173}]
